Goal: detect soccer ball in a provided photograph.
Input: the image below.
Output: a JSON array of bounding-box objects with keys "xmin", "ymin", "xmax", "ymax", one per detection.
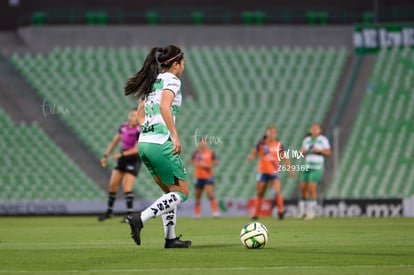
[{"xmin": 240, "ymin": 222, "xmax": 269, "ymax": 249}]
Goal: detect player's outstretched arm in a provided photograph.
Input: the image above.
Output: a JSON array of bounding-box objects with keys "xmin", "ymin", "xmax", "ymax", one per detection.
[
  {"xmin": 247, "ymin": 148, "xmax": 258, "ymax": 161},
  {"xmin": 111, "ymin": 143, "xmax": 139, "ymax": 160},
  {"xmin": 101, "ymin": 133, "xmax": 121, "ymax": 166}
]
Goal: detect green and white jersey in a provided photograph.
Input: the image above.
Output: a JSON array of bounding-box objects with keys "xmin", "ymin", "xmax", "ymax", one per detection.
[
  {"xmin": 302, "ymin": 135, "xmax": 330, "ymax": 170},
  {"xmin": 139, "ymin": 72, "xmax": 182, "ymax": 144}
]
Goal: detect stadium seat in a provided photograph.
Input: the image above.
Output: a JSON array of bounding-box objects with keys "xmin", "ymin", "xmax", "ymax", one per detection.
[
  {"xmin": 85, "ymin": 12, "xmax": 108, "ymax": 25},
  {"xmin": 146, "ymin": 11, "xmax": 159, "ymax": 25},
  {"xmin": 0, "ymin": 107, "xmax": 106, "ymax": 202},
  {"xmin": 11, "ymin": 46, "xmax": 347, "ymax": 200},
  {"xmin": 305, "ymin": 11, "xmax": 318, "ymax": 24},
  {"xmin": 318, "ymin": 12, "xmax": 329, "ymax": 24},
  {"xmin": 183, "ymin": 46, "xmax": 347, "ymax": 198},
  {"xmin": 241, "ymin": 12, "xmax": 254, "ymax": 25},
  {"xmin": 31, "ymin": 12, "xmax": 47, "ymax": 25},
  {"xmin": 327, "ymin": 48, "xmax": 414, "ymax": 199},
  {"xmin": 253, "ymin": 11, "xmax": 266, "ymax": 25},
  {"xmin": 191, "ymin": 11, "xmax": 204, "ymax": 25},
  {"xmin": 362, "ymin": 12, "xmax": 375, "ymax": 24}
]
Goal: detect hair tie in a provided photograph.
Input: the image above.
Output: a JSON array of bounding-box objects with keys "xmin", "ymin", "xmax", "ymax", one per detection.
[{"xmin": 160, "ymin": 52, "xmax": 183, "ymax": 65}]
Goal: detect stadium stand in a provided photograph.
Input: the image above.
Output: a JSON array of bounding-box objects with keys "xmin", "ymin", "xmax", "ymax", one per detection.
[
  {"xmin": 327, "ymin": 48, "xmax": 414, "ymax": 199},
  {"xmin": 0, "ymin": 107, "xmax": 106, "ymax": 201},
  {"xmin": 183, "ymin": 46, "xmax": 347, "ymax": 199},
  {"xmin": 9, "ymin": 47, "xmax": 163, "ymax": 199},
  {"xmin": 10, "ymin": 46, "xmax": 347, "ymax": 199}
]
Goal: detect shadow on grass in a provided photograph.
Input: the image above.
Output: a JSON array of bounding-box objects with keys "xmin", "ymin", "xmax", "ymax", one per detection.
[{"xmin": 191, "ymin": 243, "xmax": 277, "ymax": 250}]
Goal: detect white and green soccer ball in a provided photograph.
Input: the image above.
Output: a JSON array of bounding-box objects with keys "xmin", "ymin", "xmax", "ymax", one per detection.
[{"xmin": 240, "ymin": 222, "xmax": 269, "ymax": 249}]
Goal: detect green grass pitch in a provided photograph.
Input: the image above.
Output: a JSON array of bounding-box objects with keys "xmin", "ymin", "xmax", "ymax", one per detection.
[{"xmin": 0, "ymin": 216, "xmax": 413, "ymax": 274}]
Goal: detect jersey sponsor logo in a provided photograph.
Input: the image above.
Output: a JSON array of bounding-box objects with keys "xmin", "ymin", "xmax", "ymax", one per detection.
[{"xmin": 167, "ymin": 83, "xmax": 179, "ymax": 87}]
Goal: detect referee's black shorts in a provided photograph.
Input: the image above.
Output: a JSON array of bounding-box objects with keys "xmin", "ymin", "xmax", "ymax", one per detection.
[{"xmin": 114, "ymin": 154, "xmax": 141, "ymax": 176}]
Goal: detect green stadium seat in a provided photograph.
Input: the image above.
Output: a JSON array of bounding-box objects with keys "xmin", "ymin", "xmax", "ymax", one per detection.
[
  {"xmin": 318, "ymin": 12, "xmax": 329, "ymax": 24},
  {"xmin": 241, "ymin": 11, "xmax": 254, "ymax": 25},
  {"xmin": 191, "ymin": 11, "xmax": 204, "ymax": 25},
  {"xmin": 11, "ymin": 46, "xmax": 347, "ymax": 200},
  {"xmin": 0, "ymin": 107, "xmax": 106, "ymax": 202},
  {"xmin": 31, "ymin": 12, "xmax": 47, "ymax": 25},
  {"xmin": 253, "ymin": 11, "xmax": 266, "ymax": 25},
  {"xmin": 327, "ymin": 48, "xmax": 414, "ymax": 199},
  {"xmin": 85, "ymin": 12, "xmax": 96, "ymax": 25},
  {"xmin": 146, "ymin": 11, "xmax": 159, "ymax": 25},
  {"xmin": 306, "ymin": 11, "xmax": 318, "ymax": 24},
  {"xmin": 184, "ymin": 46, "xmax": 347, "ymax": 198}
]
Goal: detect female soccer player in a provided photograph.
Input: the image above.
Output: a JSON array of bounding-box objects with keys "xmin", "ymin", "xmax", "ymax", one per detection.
[
  {"xmin": 98, "ymin": 109, "xmax": 141, "ymax": 222},
  {"xmin": 124, "ymin": 45, "xmax": 191, "ymax": 248},
  {"xmin": 298, "ymin": 123, "xmax": 331, "ymax": 220},
  {"xmin": 248, "ymin": 125, "xmax": 295, "ymax": 220},
  {"xmin": 190, "ymin": 139, "xmax": 219, "ymax": 218}
]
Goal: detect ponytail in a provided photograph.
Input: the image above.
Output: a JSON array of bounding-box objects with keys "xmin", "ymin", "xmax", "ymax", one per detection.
[
  {"xmin": 124, "ymin": 47, "xmax": 162, "ymax": 98},
  {"xmin": 124, "ymin": 45, "xmax": 183, "ymax": 99}
]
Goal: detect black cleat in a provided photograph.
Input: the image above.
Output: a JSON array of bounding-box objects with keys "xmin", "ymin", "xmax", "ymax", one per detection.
[
  {"xmin": 98, "ymin": 212, "xmax": 114, "ymax": 222},
  {"xmin": 251, "ymin": 216, "xmax": 259, "ymax": 221},
  {"xmin": 127, "ymin": 212, "xmax": 143, "ymax": 245},
  {"xmin": 164, "ymin": 235, "xmax": 192, "ymax": 249},
  {"xmin": 278, "ymin": 212, "xmax": 285, "ymax": 220}
]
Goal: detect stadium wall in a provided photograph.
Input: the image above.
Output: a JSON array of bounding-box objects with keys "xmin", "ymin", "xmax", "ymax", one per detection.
[
  {"xmin": 14, "ymin": 25, "xmax": 353, "ymax": 52},
  {"xmin": 1, "ymin": 198, "xmax": 413, "ymax": 217}
]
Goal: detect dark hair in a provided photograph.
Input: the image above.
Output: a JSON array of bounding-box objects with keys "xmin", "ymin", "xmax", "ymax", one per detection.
[{"xmin": 124, "ymin": 45, "xmax": 183, "ymax": 99}]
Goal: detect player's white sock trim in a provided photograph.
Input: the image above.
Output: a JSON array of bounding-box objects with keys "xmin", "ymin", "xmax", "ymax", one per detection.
[{"xmin": 141, "ymin": 192, "xmax": 183, "ymax": 223}]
